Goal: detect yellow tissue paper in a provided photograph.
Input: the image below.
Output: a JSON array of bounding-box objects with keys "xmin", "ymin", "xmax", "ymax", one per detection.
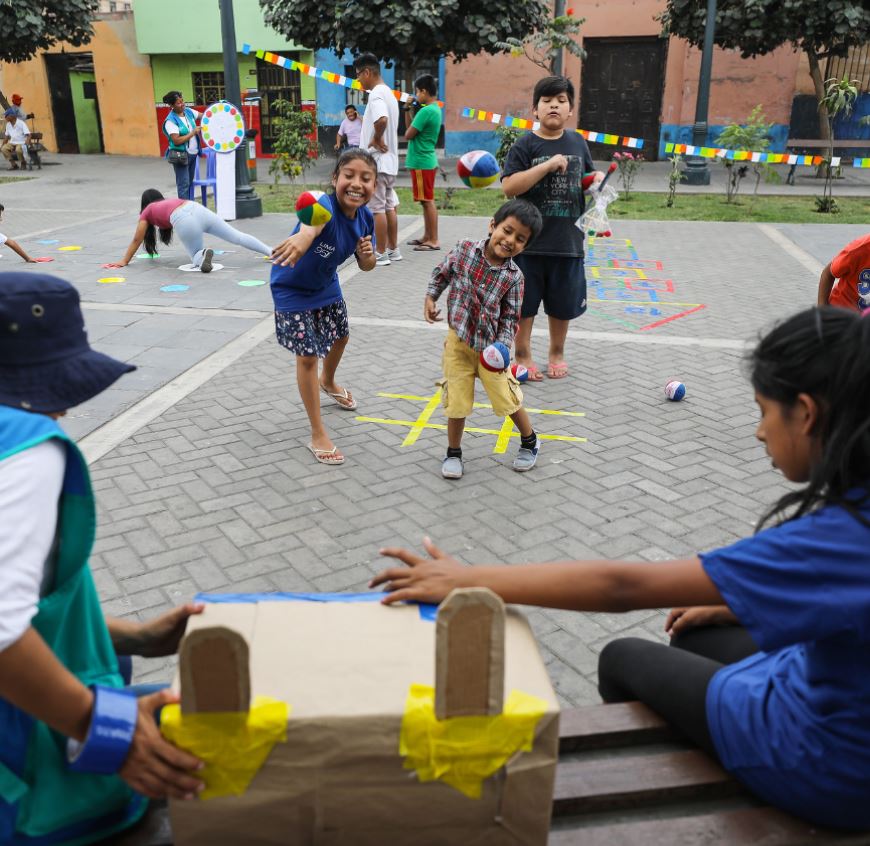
[
  {"xmin": 399, "ymin": 683, "xmax": 547, "ymax": 799},
  {"xmin": 161, "ymin": 697, "xmax": 288, "ymax": 800}
]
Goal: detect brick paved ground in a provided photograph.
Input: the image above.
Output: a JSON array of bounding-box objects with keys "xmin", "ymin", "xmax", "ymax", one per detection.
[{"xmin": 2, "ymin": 157, "xmax": 862, "ymax": 704}]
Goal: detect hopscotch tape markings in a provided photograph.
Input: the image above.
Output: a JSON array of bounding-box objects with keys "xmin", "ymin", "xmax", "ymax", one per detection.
[
  {"xmin": 461, "ymin": 108, "xmax": 644, "ymax": 149},
  {"xmin": 664, "ymin": 142, "xmax": 845, "ymax": 168}
]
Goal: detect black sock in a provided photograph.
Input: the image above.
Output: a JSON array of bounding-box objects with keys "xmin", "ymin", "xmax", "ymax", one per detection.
[
  {"xmin": 446, "ymin": 447, "xmax": 462, "ymax": 459},
  {"xmin": 520, "ymin": 430, "xmax": 537, "ymax": 450}
]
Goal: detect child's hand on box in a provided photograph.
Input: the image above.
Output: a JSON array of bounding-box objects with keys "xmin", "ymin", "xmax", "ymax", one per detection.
[
  {"xmin": 424, "ymin": 295, "xmax": 442, "ymax": 323},
  {"xmin": 372, "ymin": 537, "xmax": 466, "ymax": 604}
]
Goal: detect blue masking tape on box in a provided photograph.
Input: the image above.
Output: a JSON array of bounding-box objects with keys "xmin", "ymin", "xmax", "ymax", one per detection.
[
  {"xmin": 67, "ymin": 686, "xmax": 137, "ymax": 775},
  {"xmin": 194, "ymin": 591, "xmax": 438, "ymax": 621}
]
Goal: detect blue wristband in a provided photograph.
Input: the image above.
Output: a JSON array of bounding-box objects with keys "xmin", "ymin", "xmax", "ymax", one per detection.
[{"xmin": 67, "ymin": 685, "xmax": 137, "ymax": 775}]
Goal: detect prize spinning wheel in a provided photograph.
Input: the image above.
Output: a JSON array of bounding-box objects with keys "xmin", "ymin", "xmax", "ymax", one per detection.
[{"xmin": 201, "ymin": 101, "xmax": 245, "ymax": 153}]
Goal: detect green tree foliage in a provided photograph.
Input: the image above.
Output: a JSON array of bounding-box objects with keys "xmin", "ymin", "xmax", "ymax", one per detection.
[
  {"xmin": 268, "ymin": 100, "xmax": 318, "ymax": 188},
  {"xmin": 715, "ymin": 105, "xmax": 779, "ymax": 203},
  {"xmin": 659, "ymin": 0, "xmax": 870, "ymax": 143},
  {"xmin": 495, "ymin": 10, "xmax": 586, "ymax": 74},
  {"xmin": 0, "ymin": 1, "xmax": 99, "ymax": 63},
  {"xmin": 260, "ymin": 0, "xmax": 550, "ymax": 73}
]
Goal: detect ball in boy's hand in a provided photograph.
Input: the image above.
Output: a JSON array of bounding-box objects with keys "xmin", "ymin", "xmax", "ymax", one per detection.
[
  {"xmin": 480, "ymin": 342, "xmax": 511, "ymax": 372},
  {"xmin": 295, "ymin": 190, "xmax": 333, "ymax": 227},
  {"xmin": 665, "ymin": 380, "xmax": 686, "ymax": 401},
  {"xmin": 457, "ymin": 150, "xmax": 500, "ymax": 189},
  {"xmin": 510, "ymin": 362, "xmax": 530, "ymax": 382}
]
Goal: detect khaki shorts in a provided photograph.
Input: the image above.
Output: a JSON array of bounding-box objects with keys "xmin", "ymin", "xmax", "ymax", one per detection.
[
  {"xmin": 439, "ymin": 329, "xmax": 523, "ymax": 419},
  {"xmin": 369, "ymin": 173, "xmax": 399, "ymax": 213}
]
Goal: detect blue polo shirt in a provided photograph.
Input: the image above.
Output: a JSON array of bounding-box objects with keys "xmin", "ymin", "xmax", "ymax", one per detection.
[
  {"xmin": 700, "ymin": 497, "xmax": 870, "ymax": 829},
  {"xmin": 270, "ymin": 193, "xmax": 375, "ymax": 312}
]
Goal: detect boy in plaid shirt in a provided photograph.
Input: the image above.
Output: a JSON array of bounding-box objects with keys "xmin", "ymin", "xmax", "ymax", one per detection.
[{"xmin": 425, "ymin": 199, "xmax": 543, "ymax": 479}]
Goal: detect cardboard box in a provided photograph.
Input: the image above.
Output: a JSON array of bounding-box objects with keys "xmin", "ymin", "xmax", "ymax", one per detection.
[{"xmin": 166, "ymin": 591, "xmax": 560, "ymax": 845}]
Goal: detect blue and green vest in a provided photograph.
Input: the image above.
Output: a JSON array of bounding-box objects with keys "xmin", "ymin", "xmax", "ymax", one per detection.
[
  {"xmin": 0, "ymin": 405, "xmax": 146, "ymax": 845},
  {"xmin": 163, "ymin": 108, "xmax": 200, "ymax": 157}
]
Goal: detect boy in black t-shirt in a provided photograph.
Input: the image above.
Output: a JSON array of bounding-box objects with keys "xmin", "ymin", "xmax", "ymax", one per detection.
[{"xmin": 502, "ymin": 77, "xmax": 603, "ymax": 380}]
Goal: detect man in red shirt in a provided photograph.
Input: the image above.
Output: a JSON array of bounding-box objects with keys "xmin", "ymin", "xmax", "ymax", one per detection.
[{"xmin": 818, "ymin": 233, "xmax": 870, "ymax": 312}]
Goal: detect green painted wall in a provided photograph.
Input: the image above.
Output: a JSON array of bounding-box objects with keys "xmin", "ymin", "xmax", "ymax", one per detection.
[
  {"xmin": 151, "ymin": 52, "xmax": 316, "ymax": 104},
  {"xmin": 69, "ymin": 71, "xmax": 102, "ymax": 154},
  {"xmin": 135, "ymin": 0, "xmax": 304, "ymax": 54}
]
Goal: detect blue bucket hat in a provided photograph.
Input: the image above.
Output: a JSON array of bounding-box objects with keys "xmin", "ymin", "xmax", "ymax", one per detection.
[
  {"xmin": 0, "ymin": 273, "xmax": 136, "ymax": 413},
  {"xmin": 4, "ymin": 108, "xmax": 15, "ymax": 118}
]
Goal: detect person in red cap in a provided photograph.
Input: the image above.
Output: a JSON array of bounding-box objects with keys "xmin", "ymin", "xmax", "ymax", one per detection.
[
  {"xmin": 9, "ymin": 94, "xmax": 26, "ymax": 120},
  {"xmin": 0, "ymin": 273, "xmax": 206, "ymax": 844}
]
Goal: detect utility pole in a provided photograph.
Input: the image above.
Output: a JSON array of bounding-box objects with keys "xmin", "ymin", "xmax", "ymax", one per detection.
[
  {"xmin": 219, "ymin": 0, "xmax": 262, "ymax": 218},
  {"xmin": 681, "ymin": 0, "xmax": 717, "ymax": 185},
  {"xmin": 553, "ymin": 0, "xmax": 566, "ymax": 76}
]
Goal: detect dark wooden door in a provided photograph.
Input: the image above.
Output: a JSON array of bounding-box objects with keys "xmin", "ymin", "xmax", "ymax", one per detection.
[
  {"xmin": 43, "ymin": 54, "xmax": 78, "ymax": 154},
  {"xmin": 580, "ymin": 37, "xmax": 667, "ymax": 161},
  {"xmin": 256, "ymin": 53, "xmax": 302, "ymax": 155}
]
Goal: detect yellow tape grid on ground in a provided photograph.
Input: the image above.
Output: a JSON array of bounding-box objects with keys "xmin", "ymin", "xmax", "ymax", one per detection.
[{"xmin": 357, "ymin": 391, "xmax": 586, "ymax": 454}]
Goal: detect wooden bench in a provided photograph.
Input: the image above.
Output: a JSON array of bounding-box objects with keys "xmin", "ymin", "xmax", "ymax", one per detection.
[
  {"xmin": 785, "ymin": 138, "xmax": 870, "ymax": 185},
  {"xmin": 104, "ymin": 702, "xmax": 868, "ymax": 846}
]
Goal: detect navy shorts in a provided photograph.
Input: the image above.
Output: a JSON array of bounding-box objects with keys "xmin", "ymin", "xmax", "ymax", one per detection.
[{"xmin": 514, "ymin": 254, "xmax": 587, "ymax": 320}]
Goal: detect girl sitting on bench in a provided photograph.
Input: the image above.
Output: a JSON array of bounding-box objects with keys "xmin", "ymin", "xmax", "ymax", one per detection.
[{"xmin": 373, "ymin": 306, "xmax": 870, "ymax": 831}]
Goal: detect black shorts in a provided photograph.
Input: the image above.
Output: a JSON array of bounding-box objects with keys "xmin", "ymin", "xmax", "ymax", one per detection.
[{"xmin": 514, "ymin": 253, "xmax": 587, "ymax": 320}]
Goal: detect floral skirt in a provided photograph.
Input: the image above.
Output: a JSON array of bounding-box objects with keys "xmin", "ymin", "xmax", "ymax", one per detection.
[{"xmin": 274, "ymin": 299, "xmax": 349, "ymax": 358}]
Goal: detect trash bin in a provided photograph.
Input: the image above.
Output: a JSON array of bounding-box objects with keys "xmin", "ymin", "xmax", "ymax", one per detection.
[{"xmin": 245, "ymin": 128, "xmax": 259, "ymax": 184}]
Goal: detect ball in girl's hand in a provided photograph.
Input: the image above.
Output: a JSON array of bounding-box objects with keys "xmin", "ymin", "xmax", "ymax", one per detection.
[
  {"xmin": 295, "ymin": 190, "xmax": 333, "ymax": 226},
  {"xmin": 480, "ymin": 342, "xmax": 511, "ymax": 372},
  {"xmin": 510, "ymin": 362, "xmax": 530, "ymax": 382},
  {"xmin": 457, "ymin": 150, "xmax": 500, "ymax": 189},
  {"xmin": 665, "ymin": 380, "xmax": 686, "ymax": 401}
]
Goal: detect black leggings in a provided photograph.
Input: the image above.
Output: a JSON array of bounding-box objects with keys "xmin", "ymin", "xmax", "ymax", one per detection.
[{"xmin": 597, "ymin": 625, "xmax": 759, "ymax": 758}]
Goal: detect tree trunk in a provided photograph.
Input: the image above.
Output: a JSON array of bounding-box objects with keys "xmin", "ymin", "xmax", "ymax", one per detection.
[{"xmin": 806, "ymin": 48, "xmax": 832, "ymax": 180}]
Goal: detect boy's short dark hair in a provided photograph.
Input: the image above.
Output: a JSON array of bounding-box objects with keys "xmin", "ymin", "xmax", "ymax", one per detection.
[
  {"xmin": 493, "ymin": 199, "xmax": 543, "ymax": 243},
  {"xmin": 532, "ymin": 76, "xmax": 575, "ymax": 110},
  {"xmin": 353, "ymin": 53, "xmax": 381, "ymax": 74},
  {"xmin": 414, "ymin": 74, "xmax": 437, "ymax": 96},
  {"xmin": 162, "ymin": 90, "xmax": 183, "ymax": 107}
]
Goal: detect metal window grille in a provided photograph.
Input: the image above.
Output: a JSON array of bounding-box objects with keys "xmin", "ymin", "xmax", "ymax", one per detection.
[
  {"xmin": 825, "ymin": 44, "xmax": 870, "ymax": 93},
  {"xmin": 192, "ymin": 71, "xmax": 226, "ymax": 106}
]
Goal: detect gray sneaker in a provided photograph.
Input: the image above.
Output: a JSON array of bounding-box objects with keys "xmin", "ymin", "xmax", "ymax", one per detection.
[
  {"xmin": 387, "ymin": 248, "xmax": 403, "ymax": 262},
  {"xmin": 441, "ymin": 455, "xmax": 464, "ymax": 479},
  {"xmin": 512, "ymin": 437, "xmax": 540, "ymax": 472},
  {"xmin": 199, "ymin": 248, "xmax": 214, "ymax": 273}
]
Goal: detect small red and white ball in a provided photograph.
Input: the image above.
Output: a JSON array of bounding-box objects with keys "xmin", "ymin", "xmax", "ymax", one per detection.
[
  {"xmin": 295, "ymin": 190, "xmax": 333, "ymax": 227},
  {"xmin": 665, "ymin": 380, "xmax": 686, "ymax": 401},
  {"xmin": 480, "ymin": 342, "xmax": 511, "ymax": 372},
  {"xmin": 510, "ymin": 362, "xmax": 529, "ymax": 383},
  {"xmin": 457, "ymin": 150, "xmax": 500, "ymax": 189}
]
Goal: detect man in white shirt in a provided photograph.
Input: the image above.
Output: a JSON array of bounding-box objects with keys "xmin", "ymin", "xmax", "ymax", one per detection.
[
  {"xmin": 354, "ymin": 54, "xmax": 402, "ymax": 267},
  {"xmin": 2, "ymin": 110, "xmax": 31, "ymax": 170}
]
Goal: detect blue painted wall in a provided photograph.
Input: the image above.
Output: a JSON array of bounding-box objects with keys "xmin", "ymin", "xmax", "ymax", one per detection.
[
  {"xmin": 446, "ymin": 130, "xmax": 500, "ymax": 157},
  {"xmin": 658, "ymin": 123, "xmax": 790, "ymax": 160}
]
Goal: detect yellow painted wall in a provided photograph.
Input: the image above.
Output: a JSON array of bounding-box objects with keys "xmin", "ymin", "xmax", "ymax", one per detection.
[{"xmin": 0, "ymin": 13, "xmax": 157, "ymax": 155}]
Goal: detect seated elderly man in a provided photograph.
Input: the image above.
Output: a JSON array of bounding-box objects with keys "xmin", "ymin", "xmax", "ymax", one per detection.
[{"xmin": 2, "ymin": 109, "xmax": 31, "ymax": 171}]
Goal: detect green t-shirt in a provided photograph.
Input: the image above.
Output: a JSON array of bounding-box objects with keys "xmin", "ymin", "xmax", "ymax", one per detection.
[{"xmin": 405, "ymin": 103, "xmax": 442, "ymax": 170}]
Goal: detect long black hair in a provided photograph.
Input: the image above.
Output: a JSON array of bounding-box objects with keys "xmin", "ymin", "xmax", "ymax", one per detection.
[
  {"xmin": 140, "ymin": 188, "xmax": 174, "ymax": 256},
  {"xmin": 752, "ymin": 306, "xmax": 870, "ymax": 528}
]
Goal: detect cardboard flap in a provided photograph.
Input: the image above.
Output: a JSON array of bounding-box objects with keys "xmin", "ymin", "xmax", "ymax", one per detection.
[
  {"xmin": 180, "ymin": 626, "xmax": 251, "ymax": 714},
  {"xmin": 435, "ymin": 588, "xmax": 505, "ymax": 719}
]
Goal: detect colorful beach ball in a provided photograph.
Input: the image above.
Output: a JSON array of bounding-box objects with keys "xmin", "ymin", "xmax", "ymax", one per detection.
[
  {"xmin": 295, "ymin": 190, "xmax": 333, "ymax": 227},
  {"xmin": 457, "ymin": 150, "xmax": 500, "ymax": 189}
]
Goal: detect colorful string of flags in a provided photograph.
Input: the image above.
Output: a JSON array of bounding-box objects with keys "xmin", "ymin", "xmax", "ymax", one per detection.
[
  {"xmin": 243, "ymin": 45, "xmax": 870, "ymax": 163},
  {"xmin": 460, "ymin": 108, "xmax": 644, "ymax": 148},
  {"xmin": 666, "ymin": 142, "xmax": 870, "ymax": 168},
  {"xmin": 242, "ymin": 45, "xmax": 443, "ymax": 107},
  {"xmin": 243, "ymin": 43, "xmax": 643, "ymax": 149}
]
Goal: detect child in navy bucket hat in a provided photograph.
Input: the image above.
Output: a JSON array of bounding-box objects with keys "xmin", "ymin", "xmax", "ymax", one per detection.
[{"xmin": 0, "ymin": 273, "xmax": 207, "ymax": 844}]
